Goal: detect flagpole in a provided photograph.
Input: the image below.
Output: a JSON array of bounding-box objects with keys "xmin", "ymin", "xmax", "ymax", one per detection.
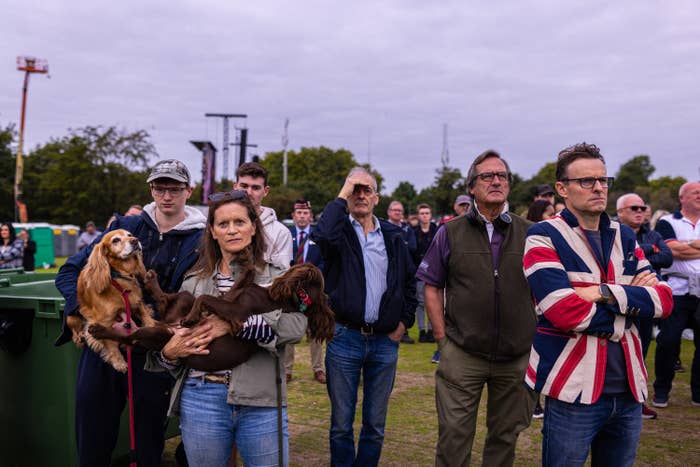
[{"xmin": 282, "ymin": 118, "xmax": 289, "ymax": 186}]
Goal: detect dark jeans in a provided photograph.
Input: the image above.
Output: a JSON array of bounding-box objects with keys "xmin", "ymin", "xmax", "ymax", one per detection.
[
  {"xmin": 325, "ymin": 323, "xmax": 399, "ymax": 467},
  {"xmin": 75, "ymin": 347, "xmax": 173, "ymax": 467},
  {"xmin": 653, "ymin": 294, "xmax": 700, "ymax": 402},
  {"xmin": 542, "ymin": 395, "xmax": 642, "ymax": 467}
]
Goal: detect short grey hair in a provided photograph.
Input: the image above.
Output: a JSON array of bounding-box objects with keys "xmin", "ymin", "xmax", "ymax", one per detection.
[
  {"xmin": 466, "ymin": 150, "xmax": 512, "ymax": 189},
  {"xmin": 346, "ymin": 166, "xmax": 377, "ymax": 191},
  {"xmin": 616, "ymin": 193, "xmax": 643, "ymax": 211},
  {"xmin": 388, "ymin": 200, "xmax": 404, "ymax": 210}
]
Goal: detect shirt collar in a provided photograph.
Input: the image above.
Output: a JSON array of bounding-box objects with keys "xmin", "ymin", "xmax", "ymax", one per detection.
[{"xmin": 350, "ymin": 214, "xmax": 381, "ymax": 233}]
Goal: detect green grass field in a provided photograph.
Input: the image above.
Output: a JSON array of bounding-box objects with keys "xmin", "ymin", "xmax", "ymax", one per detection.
[
  {"xmin": 157, "ymin": 329, "xmax": 699, "ymax": 466},
  {"xmin": 45, "ymin": 258, "xmax": 700, "ymax": 465}
]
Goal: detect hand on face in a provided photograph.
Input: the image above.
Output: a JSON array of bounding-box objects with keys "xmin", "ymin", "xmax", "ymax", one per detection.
[{"xmin": 341, "ymin": 173, "xmax": 379, "ymax": 218}]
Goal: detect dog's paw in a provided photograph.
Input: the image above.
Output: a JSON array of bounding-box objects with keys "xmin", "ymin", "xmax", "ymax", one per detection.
[
  {"xmin": 112, "ymin": 359, "xmax": 128, "ymax": 373},
  {"xmin": 87, "ymin": 323, "xmax": 109, "ymax": 339},
  {"xmin": 180, "ymin": 317, "xmax": 197, "ymax": 328}
]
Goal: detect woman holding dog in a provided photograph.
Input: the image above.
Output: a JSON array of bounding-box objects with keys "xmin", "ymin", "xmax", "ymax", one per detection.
[{"xmin": 150, "ymin": 191, "xmax": 307, "ymax": 467}]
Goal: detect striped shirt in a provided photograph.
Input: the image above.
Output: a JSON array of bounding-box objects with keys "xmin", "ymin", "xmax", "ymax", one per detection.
[
  {"xmin": 215, "ymin": 272, "xmax": 275, "ymax": 343},
  {"xmin": 350, "ymin": 214, "xmax": 388, "ymax": 324}
]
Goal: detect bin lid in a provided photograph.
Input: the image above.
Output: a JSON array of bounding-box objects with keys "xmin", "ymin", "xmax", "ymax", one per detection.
[{"xmin": 0, "ymin": 277, "xmax": 65, "ymax": 318}]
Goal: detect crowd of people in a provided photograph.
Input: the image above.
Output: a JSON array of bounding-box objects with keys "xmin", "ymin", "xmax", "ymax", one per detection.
[{"xmin": 50, "ymin": 146, "xmax": 700, "ymax": 466}]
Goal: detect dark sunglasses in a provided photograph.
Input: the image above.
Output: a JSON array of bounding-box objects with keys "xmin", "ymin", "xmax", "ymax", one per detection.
[
  {"xmin": 626, "ymin": 205, "xmax": 648, "ymax": 212},
  {"xmin": 208, "ymin": 190, "xmax": 247, "ymax": 202}
]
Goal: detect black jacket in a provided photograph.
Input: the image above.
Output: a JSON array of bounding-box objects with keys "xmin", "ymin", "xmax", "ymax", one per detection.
[{"xmin": 312, "ymin": 198, "xmax": 417, "ymax": 333}]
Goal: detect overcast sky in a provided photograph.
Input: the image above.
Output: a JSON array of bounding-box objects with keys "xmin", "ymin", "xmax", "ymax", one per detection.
[{"xmin": 2, "ymin": 0, "xmax": 700, "ymax": 193}]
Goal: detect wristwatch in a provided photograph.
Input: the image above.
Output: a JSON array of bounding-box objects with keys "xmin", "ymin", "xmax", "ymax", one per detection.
[{"xmin": 599, "ymin": 284, "xmax": 612, "ymax": 302}]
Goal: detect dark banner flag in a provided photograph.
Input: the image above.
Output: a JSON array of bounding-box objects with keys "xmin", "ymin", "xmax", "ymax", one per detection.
[{"xmin": 190, "ymin": 141, "xmax": 218, "ymax": 205}]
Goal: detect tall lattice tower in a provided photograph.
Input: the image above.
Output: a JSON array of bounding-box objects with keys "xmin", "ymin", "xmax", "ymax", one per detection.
[{"xmin": 440, "ymin": 123, "xmax": 450, "ymax": 167}]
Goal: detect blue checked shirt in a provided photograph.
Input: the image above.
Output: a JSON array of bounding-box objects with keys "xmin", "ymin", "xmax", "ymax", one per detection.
[{"xmin": 350, "ymin": 214, "xmax": 388, "ymax": 324}]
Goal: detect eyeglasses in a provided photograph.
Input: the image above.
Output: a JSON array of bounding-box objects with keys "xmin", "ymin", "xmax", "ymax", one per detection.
[
  {"xmin": 625, "ymin": 205, "xmax": 647, "ymax": 212},
  {"xmin": 475, "ymin": 171, "xmax": 509, "ymax": 183},
  {"xmin": 352, "ymin": 184, "xmax": 375, "ymax": 196},
  {"xmin": 560, "ymin": 177, "xmax": 614, "ymax": 189},
  {"xmin": 151, "ymin": 185, "xmax": 188, "ymax": 196},
  {"xmin": 208, "ymin": 190, "xmax": 248, "ymax": 202}
]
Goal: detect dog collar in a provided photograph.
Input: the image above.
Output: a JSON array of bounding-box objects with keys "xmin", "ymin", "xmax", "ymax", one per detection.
[{"xmin": 297, "ymin": 288, "xmax": 312, "ymax": 313}]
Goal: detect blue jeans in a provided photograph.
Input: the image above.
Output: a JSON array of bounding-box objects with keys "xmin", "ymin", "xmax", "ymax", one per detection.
[
  {"xmin": 179, "ymin": 378, "xmax": 289, "ymax": 467},
  {"xmin": 326, "ymin": 323, "xmax": 399, "ymax": 467},
  {"xmin": 654, "ymin": 294, "xmax": 700, "ymax": 402},
  {"xmin": 542, "ymin": 395, "xmax": 642, "ymax": 467}
]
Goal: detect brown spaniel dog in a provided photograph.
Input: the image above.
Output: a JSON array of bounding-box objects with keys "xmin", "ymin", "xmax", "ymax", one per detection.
[
  {"xmin": 89, "ymin": 262, "xmax": 335, "ymax": 372},
  {"xmin": 69, "ymin": 229, "xmax": 157, "ymax": 372}
]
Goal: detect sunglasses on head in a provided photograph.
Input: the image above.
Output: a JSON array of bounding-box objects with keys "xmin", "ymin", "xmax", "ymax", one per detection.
[
  {"xmin": 626, "ymin": 205, "xmax": 648, "ymax": 212},
  {"xmin": 208, "ymin": 190, "xmax": 248, "ymax": 202}
]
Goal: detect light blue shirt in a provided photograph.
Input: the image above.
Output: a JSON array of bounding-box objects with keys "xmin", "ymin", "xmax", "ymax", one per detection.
[{"xmin": 350, "ymin": 214, "xmax": 388, "ymax": 324}]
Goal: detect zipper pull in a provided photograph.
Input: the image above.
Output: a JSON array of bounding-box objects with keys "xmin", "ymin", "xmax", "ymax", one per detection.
[
  {"xmin": 494, "ymin": 269, "xmax": 499, "ymax": 277},
  {"xmin": 159, "ymin": 232, "xmax": 163, "ymax": 241}
]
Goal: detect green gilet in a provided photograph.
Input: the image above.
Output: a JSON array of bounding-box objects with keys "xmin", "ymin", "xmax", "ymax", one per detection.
[{"xmin": 443, "ymin": 212, "xmax": 536, "ymax": 361}]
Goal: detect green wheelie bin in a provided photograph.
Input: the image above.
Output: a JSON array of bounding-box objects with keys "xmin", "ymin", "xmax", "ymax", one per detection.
[{"xmin": 0, "ymin": 271, "xmax": 179, "ymax": 467}]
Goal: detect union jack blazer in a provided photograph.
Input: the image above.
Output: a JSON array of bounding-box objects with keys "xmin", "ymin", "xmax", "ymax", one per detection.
[{"xmin": 522, "ymin": 209, "xmax": 673, "ymax": 404}]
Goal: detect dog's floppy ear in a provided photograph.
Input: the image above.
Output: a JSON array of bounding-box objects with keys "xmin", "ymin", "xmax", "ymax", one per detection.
[{"xmin": 83, "ymin": 239, "xmax": 113, "ymax": 293}]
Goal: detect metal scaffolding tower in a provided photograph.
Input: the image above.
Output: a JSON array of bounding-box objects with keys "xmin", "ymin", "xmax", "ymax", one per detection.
[{"xmin": 205, "ymin": 113, "xmax": 246, "ymax": 180}]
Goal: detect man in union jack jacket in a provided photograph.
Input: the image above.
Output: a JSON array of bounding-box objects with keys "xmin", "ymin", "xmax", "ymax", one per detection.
[{"xmin": 522, "ymin": 143, "xmax": 673, "ymax": 467}]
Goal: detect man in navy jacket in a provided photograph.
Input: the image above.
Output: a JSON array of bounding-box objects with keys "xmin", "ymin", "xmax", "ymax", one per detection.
[
  {"xmin": 55, "ymin": 159, "xmax": 206, "ymax": 467},
  {"xmin": 312, "ymin": 167, "xmax": 416, "ymax": 467}
]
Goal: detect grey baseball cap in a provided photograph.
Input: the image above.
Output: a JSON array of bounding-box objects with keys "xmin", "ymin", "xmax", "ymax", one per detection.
[
  {"xmin": 455, "ymin": 194, "xmax": 472, "ymax": 206},
  {"xmin": 146, "ymin": 159, "xmax": 191, "ymax": 184}
]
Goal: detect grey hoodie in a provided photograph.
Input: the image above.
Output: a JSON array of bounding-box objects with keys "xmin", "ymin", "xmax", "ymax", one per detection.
[{"xmin": 260, "ymin": 206, "xmax": 293, "ymax": 269}]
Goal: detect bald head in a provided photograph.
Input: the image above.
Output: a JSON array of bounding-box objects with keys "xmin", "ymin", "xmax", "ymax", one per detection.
[{"xmin": 679, "ymin": 181, "xmax": 700, "ymax": 217}]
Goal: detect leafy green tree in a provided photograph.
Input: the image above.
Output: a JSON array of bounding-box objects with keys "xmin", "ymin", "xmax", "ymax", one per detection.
[
  {"xmin": 613, "ymin": 155, "xmax": 655, "ymax": 193},
  {"xmin": 647, "ymin": 176, "xmax": 687, "ymax": 212},
  {"xmin": 261, "ymin": 146, "xmax": 383, "ymax": 212},
  {"xmin": 390, "ymin": 181, "xmax": 418, "ymax": 213},
  {"xmin": 416, "ymin": 166, "xmax": 467, "ymax": 216},
  {"xmin": 508, "ymin": 162, "xmax": 557, "ymax": 214},
  {"xmin": 0, "ymin": 124, "xmax": 16, "ymax": 221},
  {"xmin": 22, "ymin": 126, "xmax": 156, "ymax": 226}
]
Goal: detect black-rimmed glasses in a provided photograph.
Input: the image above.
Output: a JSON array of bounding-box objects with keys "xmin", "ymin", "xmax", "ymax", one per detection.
[
  {"xmin": 626, "ymin": 205, "xmax": 647, "ymax": 212},
  {"xmin": 475, "ymin": 171, "xmax": 509, "ymax": 183},
  {"xmin": 208, "ymin": 190, "xmax": 247, "ymax": 202},
  {"xmin": 560, "ymin": 177, "xmax": 614, "ymax": 189}
]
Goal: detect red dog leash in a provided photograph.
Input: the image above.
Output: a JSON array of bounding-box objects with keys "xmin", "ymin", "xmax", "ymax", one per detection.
[{"xmin": 111, "ymin": 279, "xmax": 138, "ymax": 467}]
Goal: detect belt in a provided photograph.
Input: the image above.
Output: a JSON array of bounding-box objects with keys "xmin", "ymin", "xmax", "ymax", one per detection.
[
  {"xmin": 202, "ymin": 371, "xmax": 231, "ymax": 385},
  {"xmin": 338, "ymin": 320, "xmax": 383, "ymax": 336}
]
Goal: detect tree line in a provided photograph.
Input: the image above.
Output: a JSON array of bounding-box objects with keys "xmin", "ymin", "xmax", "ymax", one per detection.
[{"xmin": 0, "ymin": 124, "xmax": 688, "ymax": 227}]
